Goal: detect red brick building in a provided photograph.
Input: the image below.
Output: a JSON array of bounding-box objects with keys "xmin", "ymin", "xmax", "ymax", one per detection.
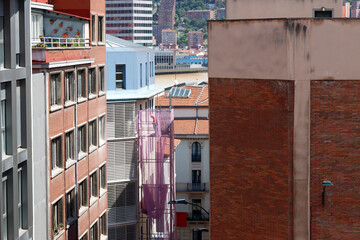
[
  {"xmin": 188, "ymin": 32, "xmax": 203, "ymax": 49},
  {"xmin": 184, "ymin": 10, "xmax": 215, "ymax": 21},
  {"xmin": 207, "ymin": 1, "xmax": 360, "ymax": 239},
  {"xmin": 31, "ymin": 0, "xmax": 107, "ymax": 239}
]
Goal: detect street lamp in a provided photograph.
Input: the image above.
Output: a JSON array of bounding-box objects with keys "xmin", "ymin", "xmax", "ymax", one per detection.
[{"xmin": 168, "ymin": 199, "xmax": 209, "ymax": 215}]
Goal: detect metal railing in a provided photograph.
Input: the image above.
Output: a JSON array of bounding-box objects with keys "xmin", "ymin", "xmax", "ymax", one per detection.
[
  {"xmin": 187, "ymin": 212, "xmax": 209, "ymax": 221},
  {"xmin": 187, "ymin": 183, "xmax": 207, "ymax": 192},
  {"xmin": 32, "ymin": 37, "xmax": 90, "ymax": 48}
]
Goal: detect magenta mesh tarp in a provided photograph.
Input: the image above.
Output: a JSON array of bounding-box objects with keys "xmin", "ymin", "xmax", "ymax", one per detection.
[{"xmin": 137, "ymin": 109, "xmax": 177, "ymax": 240}]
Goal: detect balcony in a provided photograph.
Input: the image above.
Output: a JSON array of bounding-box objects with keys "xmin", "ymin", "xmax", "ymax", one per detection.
[
  {"xmin": 176, "ymin": 183, "xmax": 209, "ymax": 192},
  {"xmin": 187, "ymin": 212, "xmax": 209, "ymax": 222},
  {"xmin": 32, "ymin": 37, "xmax": 89, "ymax": 49}
]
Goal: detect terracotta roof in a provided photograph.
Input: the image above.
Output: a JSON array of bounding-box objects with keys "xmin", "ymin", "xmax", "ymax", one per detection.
[
  {"xmin": 157, "ymin": 85, "xmax": 208, "ymax": 107},
  {"xmin": 174, "ymin": 119, "xmax": 208, "ymax": 135}
]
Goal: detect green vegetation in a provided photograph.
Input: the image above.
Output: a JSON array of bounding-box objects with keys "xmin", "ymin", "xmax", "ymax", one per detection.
[{"xmin": 154, "ymin": 0, "xmax": 225, "ymax": 47}]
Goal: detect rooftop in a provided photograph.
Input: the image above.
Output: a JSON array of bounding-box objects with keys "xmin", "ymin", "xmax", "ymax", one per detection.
[
  {"xmin": 106, "ymin": 34, "xmax": 153, "ymax": 53},
  {"xmin": 157, "ymin": 84, "xmax": 208, "ymax": 107},
  {"xmin": 174, "ymin": 119, "xmax": 208, "ymax": 135}
]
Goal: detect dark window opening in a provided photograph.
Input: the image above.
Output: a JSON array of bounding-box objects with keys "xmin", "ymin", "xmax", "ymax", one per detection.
[{"xmin": 314, "ymin": 10, "xmax": 333, "ymax": 18}]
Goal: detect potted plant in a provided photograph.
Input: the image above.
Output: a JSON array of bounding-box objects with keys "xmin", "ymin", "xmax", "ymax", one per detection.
[
  {"xmin": 50, "ymin": 19, "xmax": 55, "ymax": 25},
  {"xmin": 58, "ymin": 223, "xmax": 64, "ymax": 231},
  {"xmin": 53, "ymin": 226, "xmax": 58, "ymax": 236}
]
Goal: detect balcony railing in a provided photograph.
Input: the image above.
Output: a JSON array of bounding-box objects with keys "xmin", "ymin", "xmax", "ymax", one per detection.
[
  {"xmin": 187, "ymin": 183, "xmax": 206, "ymax": 192},
  {"xmin": 32, "ymin": 37, "xmax": 90, "ymax": 48},
  {"xmin": 187, "ymin": 212, "xmax": 209, "ymax": 221}
]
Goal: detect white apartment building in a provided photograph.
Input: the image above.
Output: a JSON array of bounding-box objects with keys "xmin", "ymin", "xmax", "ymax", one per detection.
[
  {"xmin": 106, "ymin": 0, "xmax": 153, "ymax": 46},
  {"xmin": 157, "ymin": 83, "xmax": 209, "ymax": 240}
]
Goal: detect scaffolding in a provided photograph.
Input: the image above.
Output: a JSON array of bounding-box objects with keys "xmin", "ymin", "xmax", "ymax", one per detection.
[{"xmin": 137, "ymin": 109, "xmax": 177, "ymax": 240}]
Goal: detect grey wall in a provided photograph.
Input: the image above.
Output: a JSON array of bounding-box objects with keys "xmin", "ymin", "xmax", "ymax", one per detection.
[
  {"xmin": 31, "ymin": 72, "xmax": 48, "ymax": 240},
  {"xmin": 225, "ymin": 0, "xmax": 342, "ymax": 19}
]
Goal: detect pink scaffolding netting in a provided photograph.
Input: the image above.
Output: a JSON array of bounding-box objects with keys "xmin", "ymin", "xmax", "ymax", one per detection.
[{"xmin": 137, "ymin": 109, "xmax": 177, "ymax": 240}]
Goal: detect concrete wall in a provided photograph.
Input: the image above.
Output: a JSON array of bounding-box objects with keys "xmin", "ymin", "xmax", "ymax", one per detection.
[
  {"xmin": 226, "ymin": 0, "xmax": 342, "ymax": 19},
  {"xmin": 106, "ymin": 50, "xmax": 155, "ymax": 91},
  {"xmin": 32, "ymin": 72, "xmax": 48, "ymax": 240}
]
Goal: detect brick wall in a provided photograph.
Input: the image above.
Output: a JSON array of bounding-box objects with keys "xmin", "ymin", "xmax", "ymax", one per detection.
[
  {"xmin": 310, "ymin": 80, "xmax": 360, "ymax": 239},
  {"xmin": 209, "ymin": 78, "xmax": 294, "ymax": 240}
]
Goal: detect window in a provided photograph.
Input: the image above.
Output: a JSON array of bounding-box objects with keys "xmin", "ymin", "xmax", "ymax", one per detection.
[
  {"xmin": 2, "ymin": 178, "xmax": 8, "ymax": 240},
  {"xmin": 140, "ymin": 63, "xmax": 143, "ymax": 88},
  {"xmin": 98, "ymin": 15, "xmax": 104, "ymax": 43},
  {"xmin": 192, "ymin": 142, "xmax": 201, "ymax": 162},
  {"xmin": 51, "ymin": 136, "xmax": 62, "ymax": 172},
  {"xmin": 77, "ymin": 69, "xmax": 86, "ymax": 100},
  {"xmin": 88, "ymin": 68, "xmax": 96, "ymax": 96},
  {"xmin": 78, "ymin": 124, "xmax": 87, "ymax": 159},
  {"xmin": 91, "ymin": 14, "xmax": 96, "ymax": 44},
  {"xmin": 99, "ymin": 115, "xmax": 106, "ymax": 146},
  {"xmin": 88, "ymin": 119, "xmax": 97, "ymax": 151},
  {"xmin": 16, "ymin": 80, "xmax": 26, "ymax": 148},
  {"xmin": 65, "ymin": 130, "xmax": 75, "ymax": 166},
  {"xmin": 65, "ymin": 71, "xmax": 75, "ymax": 103},
  {"xmin": 193, "ymin": 229, "xmax": 202, "ymax": 240},
  {"xmin": 18, "ymin": 169, "xmax": 23, "ymax": 229},
  {"xmin": 98, "ymin": 66, "xmax": 105, "ymax": 93},
  {"xmin": 79, "ymin": 178, "xmax": 88, "ymax": 213},
  {"xmin": 99, "ymin": 165, "xmax": 106, "ymax": 195},
  {"xmin": 192, "ymin": 170, "xmax": 201, "ymax": 184},
  {"xmin": 50, "ymin": 72, "xmax": 62, "ymax": 107},
  {"xmin": 192, "ymin": 199, "xmax": 202, "ymax": 219},
  {"xmin": 80, "ymin": 232, "xmax": 88, "ymax": 240},
  {"xmin": 90, "ymin": 171, "xmax": 98, "ymax": 202},
  {"xmin": 90, "ymin": 221, "xmax": 98, "ymax": 240},
  {"xmin": 314, "ymin": 9, "xmax": 333, "ymax": 18},
  {"xmin": 145, "ymin": 62, "xmax": 148, "ymax": 86},
  {"xmin": 116, "ymin": 65, "xmax": 125, "ymax": 89},
  {"xmin": 31, "ymin": 13, "xmax": 43, "ymax": 44},
  {"xmin": 99, "ymin": 212, "xmax": 107, "ymax": 237},
  {"xmin": 15, "ymin": 0, "xmax": 20, "ymax": 67},
  {"xmin": 66, "ymin": 188, "xmax": 76, "ymax": 221},
  {"xmin": 1, "ymin": 84, "xmax": 8, "ymax": 155},
  {"xmin": 52, "ymin": 198, "xmax": 64, "ymax": 234}
]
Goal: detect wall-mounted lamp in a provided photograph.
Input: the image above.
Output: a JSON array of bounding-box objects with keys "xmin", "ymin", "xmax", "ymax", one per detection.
[
  {"xmin": 322, "ymin": 180, "xmax": 334, "ymax": 206},
  {"xmin": 321, "ymin": 7, "xmax": 326, "ymax": 11}
]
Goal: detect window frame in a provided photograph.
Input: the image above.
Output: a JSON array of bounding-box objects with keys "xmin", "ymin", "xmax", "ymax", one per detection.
[
  {"xmin": 31, "ymin": 13, "xmax": 43, "ymax": 45},
  {"xmin": 89, "ymin": 170, "xmax": 98, "ymax": 205},
  {"xmin": 88, "ymin": 67, "xmax": 97, "ymax": 98},
  {"xmin": 64, "ymin": 70, "xmax": 75, "ymax": 106},
  {"xmin": 52, "ymin": 196, "xmax": 64, "ymax": 235},
  {"xmin": 90, "ymin": 220, "xmax": 99, "ymax": 240},
  {"xmin": 65, "ymin": 129, "xmax": 75, "ymax": 168},
  {"xmin": 98, "ymin": 114, "xmax": 106, "ymax": 147},
  {"xmin": 91, "ymin": 14, "xmax": 97, "ymax": 45},
  {"xmin": 66, "ymin": 187, "xmax": 76, "ymax": 224},
  {"xmin": 191, "ymin": 142, "xmax": 201, "ymax": 162},
  {"xmin": 78, "ymin": 177, "xmax": 88, "ymax": 216},
  {"xmin": 51, "ymin": 134, "xmax": 63, "ymax": 177},
  {"xmin": 98, "ymin": 65, "xmax": 105, "ymax": 95},
  {"xmin": 99, "ymin": 211, "xmax": 107, "ymax": 238},
  {"xmin": 115, "ymin": 64, "xmax": 125, "ymax": 90},
  {"xmin": 99, "ymin": 164, "xmax": 106, "ymax": 197},
  {"xmin": 50, "ymin": 71, "xmax": 62, "ymax": 111},
  {"xmin": 1, "ymin": 83, "xmax": 8, "ymax": 155},
  {"xmin": 78, "ymin": 123, "xmax": 87, "ymax": 160},
  {"xmin": 98, "ymin": 15, "xmax": 105, "ymax": 44},
  {"xmin": 77, "ymin": 68, "xmax": 87, "ymax": 102},
  {"xmin": 88, "ymin": 118, "xmax": 97, "ymax": 153},
  {"xmin": 2, "ymin": 177, "xmax": 8, "ymax": 240}
]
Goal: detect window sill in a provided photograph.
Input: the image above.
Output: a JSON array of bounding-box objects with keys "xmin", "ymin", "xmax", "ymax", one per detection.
[
  {"xmin": 50, "ymin": 105, "xmax": 63, "ymax": 113},
  {"xmin": 101, "ymin": 234, "xmax": 107, "ymax": 240},
  {"xmin": 19, "ymin": 228, "xmax": 27, "ymax": 238},
  {"xmin": 53, "ymin": 229, "xmax": 65, "ymax": 240},
  {"xmin": 91, "ymin": 42, "xmax": 97, "ymax": 46},
  {"xmin": 98, "ymin": 42, "xmax": 105, "ymax": 46},
  {"xmin": 78, "ymin": 151, "xmax": 87, "ymax": 161},
  {"xmin": 88, "ymin": 93, "xmax": 97, "ymax": 100},
  {"xmin": 90, "ymin": 196, "xmax": 98, "ymax": 206},
  {"xmin": 51, "ymin": 167, "xmax": 64, "ymax": 179},
  {"xmin": 100, "ymin": 189, "xmax": 107, "ymax": 198},
  {"xmin": 65, "ymin": 101, "xmax": 76, "ymax": 108},
  {"xmin": 77, "ymin": 97, "xmax": 87, "ymax": 103},
  {"xmin": 66, "ymin": 159, "xmax": 76, "ymax": 169},
  {"xmin": 98, "ymin": 91, "xmax": 106, "ymax": 97},
  {"xmin": 89, "ymin": 145, "xmax": 97, "ymax": 154},
  {"xmin": 99, "ymin": 140, "xmax": 106, "ymax": 148},
  {"xmin": 79, "ymin": 206, "xmax": 88, "ymax": 217}
]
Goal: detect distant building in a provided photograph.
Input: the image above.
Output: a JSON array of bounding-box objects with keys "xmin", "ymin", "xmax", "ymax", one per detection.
[
  {"xmin": 188, "ymin": 31, "xmax": 204, "ymax": 49},
  {"xmin": 217, "ymin": 8, "xmax": 226, "ymax": 19},
  {"xmin": 343, "ymin": 2, "xmax": 350, "ymax": 18},
  {"xmin": 106, "ymin": 34, "xmax": 161, "ymax": 239},
  {"xmin": 184, "ymin": 10, "xmax": 215, "ymax": 21},
  {"xmin": 157, "ymin": 84, "xmax": 210, "ymax": 240},
  {"xmin": 162, "ymin": 29, "xmax": 177, "ymax": 46},
  {"xmin": 153, "ymin": 23, "xmax": 161, "ymax": 45},
  {"xmin": 154, "ymin": 47, "xmax": 176, "ymax": 71},
  {"xmin": 157, "ymin": 0, "xmax": 176, "ymax": 44},
  {"xmin": 106, "ymin": 0, "xmax": 153, "ymax": 46},
  {"xmin": 352, "ymin": 1, "xmax": 360, "ymax": 18},
  {"xmin": 177, "ymin": 56, "xmax": 208, "ymax": 66}
]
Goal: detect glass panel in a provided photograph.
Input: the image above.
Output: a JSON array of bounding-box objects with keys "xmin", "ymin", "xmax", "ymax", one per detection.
[
  {"xmin": 3, "ymin": 180, "xmax": 7, "ymax": 240},
  {"xmin": 18, "ymin": 170, "xmax": 22, "ymax": 229},
  {"xmin": 1, "ymin": 99, "xmax": 5, "ymax": 155},
  {"xmin": 16, "ymin": 82, "xmax": 22, "ymax": 148}
]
